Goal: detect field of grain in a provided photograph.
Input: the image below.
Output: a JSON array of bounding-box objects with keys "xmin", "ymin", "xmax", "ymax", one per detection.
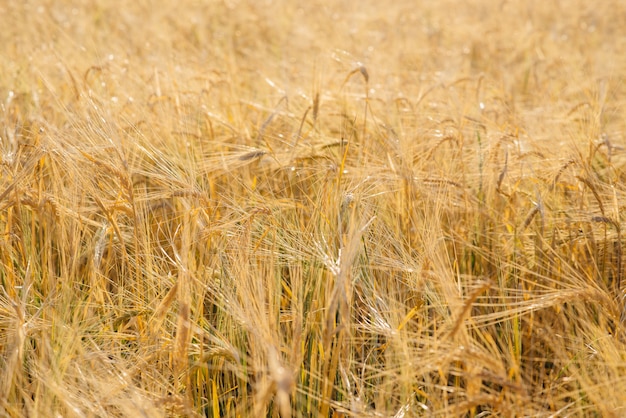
[{"xmin": 2, "ymin": 1, "xmax": 626, "ymax": 416}]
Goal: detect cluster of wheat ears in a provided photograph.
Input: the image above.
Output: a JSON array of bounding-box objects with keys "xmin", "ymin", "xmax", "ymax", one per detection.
[{"xmin": 1, "ymin": 0, "xmax": 626, "ymax": 417}]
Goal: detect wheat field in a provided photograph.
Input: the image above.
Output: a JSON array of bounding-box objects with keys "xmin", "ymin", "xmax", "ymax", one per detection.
[{"xmin": 1, "ymin": 1, "xmax": 626, "ymax": 416}]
